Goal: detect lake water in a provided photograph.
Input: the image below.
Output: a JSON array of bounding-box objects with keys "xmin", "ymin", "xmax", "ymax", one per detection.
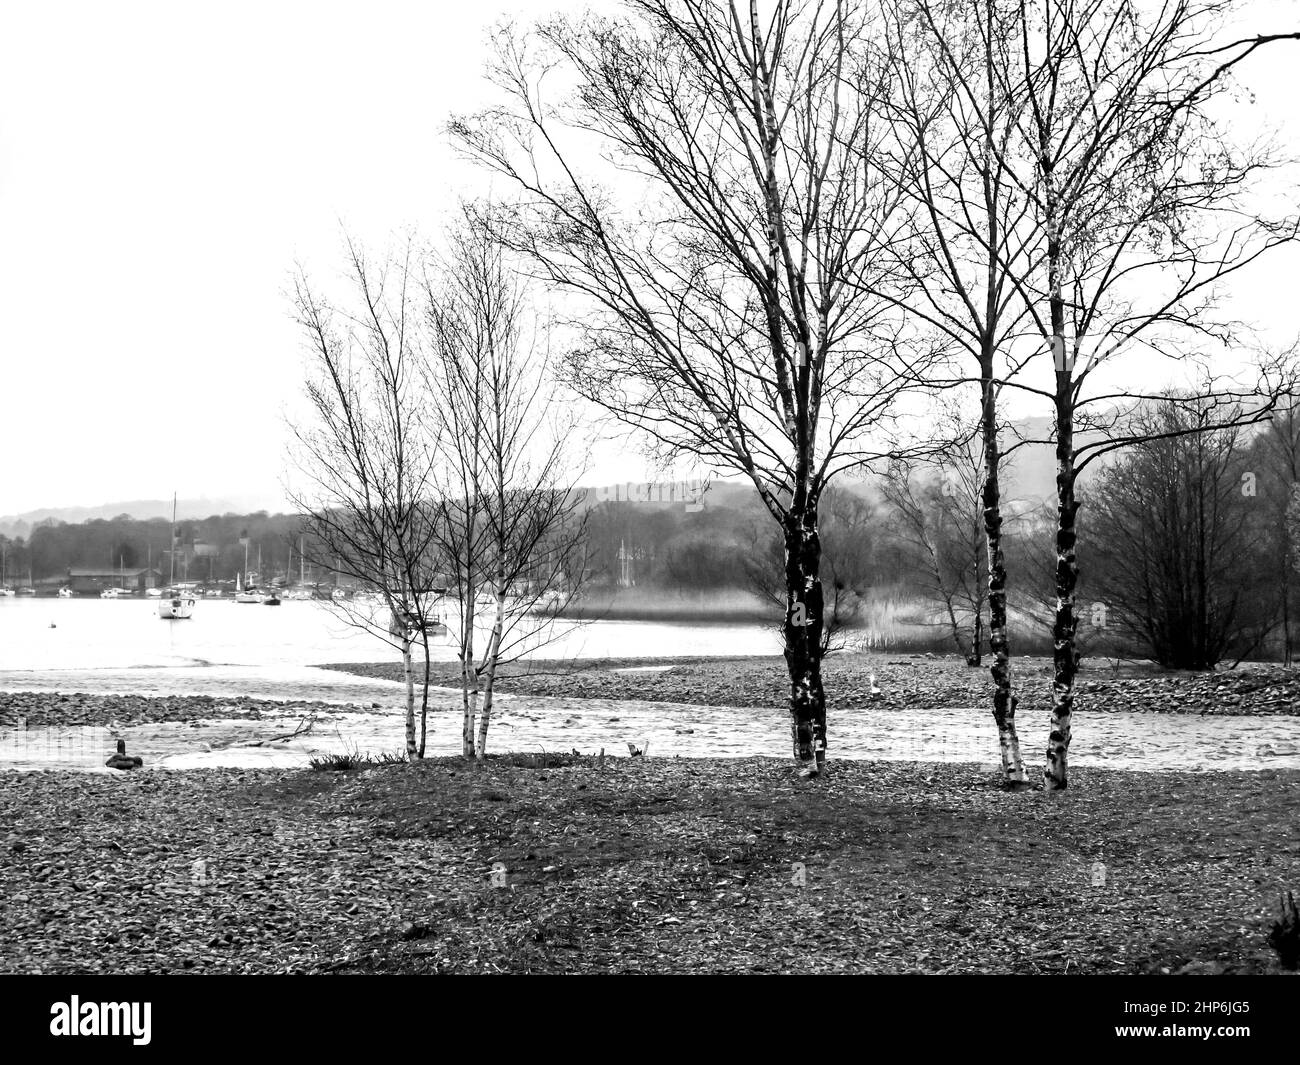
[{"xmin": 0, "ymin": 597, "xmax": 778, "ymax": 672}]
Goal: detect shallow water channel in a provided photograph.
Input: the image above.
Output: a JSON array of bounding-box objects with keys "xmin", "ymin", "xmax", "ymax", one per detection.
[{"xmin": 2, "ymin": 665, "xmax": 1298, "ymax": 773}]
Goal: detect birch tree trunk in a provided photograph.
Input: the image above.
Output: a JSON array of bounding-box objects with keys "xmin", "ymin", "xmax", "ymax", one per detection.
[
  {"xmin": 1044, "ymin": 190, "xmax": 1078, "ymax": 791},
  {"xmin": 418, "ymin": 632, "xmax": 431, "ymax": 759},
  {"xmin": 461, "ymin": 663, "xmax": 478, "ymax": 757},
  {"xmin": 461, "ymin": 589, "xmax": 477, "ymax": 756},
  {"xmin": 944, "ymin": 598, "xmax": 970, "ymax": 660},
  {"xmin": 475, "ymin": 590, "xmax": 507, "ymax": 759},
  {"xmin": 1046, "ymin": 386, "xmax": 1080, "ymax": 790},
  {"xmin": 980, "ymin": 371, "xmax": 1026, "ymax": 785},
  {"xmin": 783, "ymin": 499, "xmax": 826, "ymax": 776},
  {"xmin": 401, "ymin": 635, "xmax": 417, "ymax": 759}
]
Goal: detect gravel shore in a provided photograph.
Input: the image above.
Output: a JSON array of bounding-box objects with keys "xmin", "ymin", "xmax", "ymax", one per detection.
[
  {"xmin": 2, "ymin": 758, "xmax": 1296, "ymax": 974},
  {"xmin": 324, "ymin": 652, "xmax": 1300, "ymax": 717},
  {"xmin": 0, "ymin": 691, "xmax": 388, "ymax": 730}
]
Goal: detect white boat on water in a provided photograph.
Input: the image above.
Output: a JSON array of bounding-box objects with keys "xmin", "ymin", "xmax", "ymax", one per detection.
[
  {"xmin": 233, "ymin": 563, "xmax": 262, "ymax": 603},
  {"xmin": 158, "ymin": 493, "xmax": 196, "ymax": 620},
  {"xmin": 57, "ymin": 587, "xmax": 73, "ymax": 599},
  {"xmin": 99, "ymin": 587, "xmax": 124, "ymax": 599},
  {"xmin": 158, "ymin": 592, "xmax": 195, "ymax": 619},
  {"xmin": 0, "ymin": 587, "xmax": 14, "ymax": 597}
]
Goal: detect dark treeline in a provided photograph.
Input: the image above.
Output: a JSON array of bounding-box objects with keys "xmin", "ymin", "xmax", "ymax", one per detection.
[
  {"xmin": 1076, "ymin": 400, "xmax": 1300, "ymax": 669},
  {"xmin": 0, "ymin": 512, "xmax": 312, "ymax": 586},
  {"xmin": 0, "ymin": 489, "xmax": 933, "ymax": 604},
  {"xmin": 584, "ymin": 486, "xmax": 897, "ymax": 598}
]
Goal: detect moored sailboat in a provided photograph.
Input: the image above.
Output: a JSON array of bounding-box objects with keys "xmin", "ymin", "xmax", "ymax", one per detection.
[
  {"xmin": 234, "ymin": 571, "xmax": 261, "ymax": 603},
  {"xmin": 158, "ymin": 493, "xmax": 195, "ymax": 620}
]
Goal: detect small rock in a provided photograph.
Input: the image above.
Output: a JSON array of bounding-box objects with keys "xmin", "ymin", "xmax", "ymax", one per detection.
[{"xmin": 1175, "ymin": 960, "xmax": 1226, "ymax": 976}]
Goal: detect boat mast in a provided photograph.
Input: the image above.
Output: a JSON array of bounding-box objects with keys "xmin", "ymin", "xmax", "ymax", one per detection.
[{"xmin": 169, "ymin": 493, "xmax": 177, "ymax": 586}]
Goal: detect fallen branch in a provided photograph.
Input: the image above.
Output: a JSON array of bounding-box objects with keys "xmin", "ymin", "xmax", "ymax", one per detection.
[{"xmin": 250, "ymin": 715, "xmax": 317, "ymax": 747}]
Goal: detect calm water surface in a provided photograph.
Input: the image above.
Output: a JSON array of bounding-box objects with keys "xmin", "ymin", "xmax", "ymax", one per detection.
[{"xmin": 0, "ymin": 597, "xmax": 777, "ymax": 671}]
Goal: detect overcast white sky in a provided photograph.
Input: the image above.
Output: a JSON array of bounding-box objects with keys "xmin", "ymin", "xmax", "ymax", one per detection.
[{"xmin": 1, "ymin": 0, "xmax": 1297, "ymax": 516}]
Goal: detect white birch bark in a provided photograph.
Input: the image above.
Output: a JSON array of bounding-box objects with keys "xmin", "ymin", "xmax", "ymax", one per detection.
[
  {"xmin": 475, "ymin": 589, "xmax": 507, "ymax": 758},
  {"xmin": 401, "ymin": 634, "xmax": 417, "ymax": 759}
]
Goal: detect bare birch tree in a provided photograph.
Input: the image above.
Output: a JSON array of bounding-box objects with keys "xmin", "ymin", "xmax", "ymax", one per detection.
[
  {"xmin": 873, "ymin": 0, "xmax": 1044, "ymax": 784},
  {"xmin": 288, "ymin": 238, "xmax": 445, "ymax": 758},
  {"xmin": 425, "ymin": 213, "xmax": 588, "ymax": 759},
  {"xmin": 991, "ymin": 0, "xmax": 1298, "ymax": 788},
  {"xmin": 452, "ymin": 0, "xmax": 940, "ymax": 776}
]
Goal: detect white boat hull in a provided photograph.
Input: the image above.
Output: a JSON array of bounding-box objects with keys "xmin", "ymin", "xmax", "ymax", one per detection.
[{"xmin": 158, "ymin": 596, "xmax": 196, "ymax": 619}]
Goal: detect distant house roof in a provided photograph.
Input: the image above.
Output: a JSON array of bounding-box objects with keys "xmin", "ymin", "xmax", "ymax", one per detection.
[{"xmin": 68, "ymin": 568, "xmax": 160, "ymax": 577}]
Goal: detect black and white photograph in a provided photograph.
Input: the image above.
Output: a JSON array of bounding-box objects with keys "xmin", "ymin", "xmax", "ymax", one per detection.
[{"xmin": 2, "ymin": 0, "xmax": 1299, "ymax": 1040}]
